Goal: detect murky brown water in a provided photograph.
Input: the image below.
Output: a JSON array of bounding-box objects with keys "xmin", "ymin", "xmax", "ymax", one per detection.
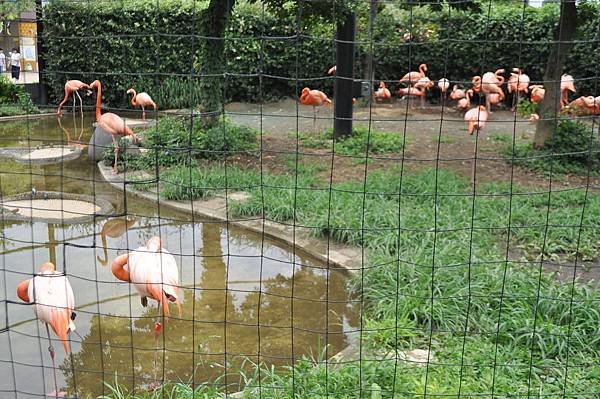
[{"xmin": 0, "ymin": 113, "xmax": 359, "ymax": 398}]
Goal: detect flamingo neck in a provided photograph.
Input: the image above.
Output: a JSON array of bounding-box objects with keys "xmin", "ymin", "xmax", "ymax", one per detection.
[
  {"xmin": 129, "ymin": 90, "xmax": 137, "ymax": 106},
  {"xmin": 95, "ymin": 83, "xmax": 103, "ymax": 122}
]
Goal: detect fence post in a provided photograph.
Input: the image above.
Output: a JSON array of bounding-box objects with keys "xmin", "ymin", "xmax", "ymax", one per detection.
[{"xmin": 333, "ymin": 12, "xmax": 355, "ymax": 140}]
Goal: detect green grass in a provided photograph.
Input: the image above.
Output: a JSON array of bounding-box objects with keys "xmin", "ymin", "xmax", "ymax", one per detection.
[
  {"xmin": 106, "ymin": 166, "xmax": 600, "ymax": 398},
  {"xmin": 299, "ymin": 127, "xmax": 406, "ymax": 156},
  {"xmin": 432, "ymin": 135, "xmax": 456, "ymax": 144},
  {"xmin": 488, "ymin": 132, "xmax": 512, "ymax": 142}
]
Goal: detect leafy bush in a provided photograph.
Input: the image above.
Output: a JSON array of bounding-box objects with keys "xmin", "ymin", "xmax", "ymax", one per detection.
[
  {"xmin": 43, "ymin": 1, "xmax": 600, "ymax": 107},
  {"xmin": 0, "ymin": 75, "xmax": 38, "ymax": 115},
  {"xmin": 504, "ymin": 118, "xmax": 600, "ymax": 175},
  {"xmin": 516, "ymin": 99, "xmax": 538, "ymax": 118}
]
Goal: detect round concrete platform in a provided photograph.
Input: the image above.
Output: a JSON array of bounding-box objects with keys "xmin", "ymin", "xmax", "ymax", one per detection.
[
  {"xmin": 0, "ymin": 191, "xmax": 114, "ymax": 223},
  {"xmin": 0, "ymin": 146, "xmax": 82, "ymax": 165}
]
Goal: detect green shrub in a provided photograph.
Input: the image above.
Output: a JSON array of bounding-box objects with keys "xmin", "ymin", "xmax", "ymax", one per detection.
[
  {"xmin": 0, "ymin": 75, "xmax": 38, "ymax": 115},
  {"xmin": 516, "ymin": 99, "xmax": 538, "ymax": 118},
  {"xmin": 504, "ymin": 118, "xmax": 600, "ymax": 175}
]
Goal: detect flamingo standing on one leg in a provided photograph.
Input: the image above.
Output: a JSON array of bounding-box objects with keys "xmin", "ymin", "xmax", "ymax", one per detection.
[
  {"xmin": 438, "ymin": 78, "xmax": 450, "ymax": 104},
  {"xmin": 560, "ymin": 74, "xmax": 576, "ymax": 108},
  {"xmin": 127, "ymin": 88, "xmax": 157, "ymax": 121},
  {"xmin": 90, "ymin": 80, "xmax": 138, "ymax": 174},
  {"xmin": 111, "ymin": 236, "xmax": 181, "ymax": 386},
  {"xmin": 17, "ymin": 262, "xmax": 76, "ymax": 398},
  {"xmin": 111, "ymin": 236, "xmax": 181, "ymax": 319},
  {"xmin": 299, "ymin": 87, "xmax": 331, "ymax": 132},
  {"xmin": 471, "ymin": 76, "xmax": 482, "ymax": 94},
  {"xmin": 56, "ymin": 80, "xmax": 91, "ymax": 117},
  {"xmin": 464, "ymin": 105, "xmax": 489, "ymax": 186}
]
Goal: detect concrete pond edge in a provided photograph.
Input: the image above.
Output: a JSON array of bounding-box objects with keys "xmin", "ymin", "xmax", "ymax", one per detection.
[{"xmin": 97, "ymin": 162, "xmax": 433, "ymax": 386}]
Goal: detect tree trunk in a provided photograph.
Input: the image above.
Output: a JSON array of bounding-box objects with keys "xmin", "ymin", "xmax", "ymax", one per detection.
[
  {"xmin": 534, "ymin": 0, "xmax": 577, "ymax": 148},
  {"xmin": 198, "ymin": 0, "xmax": 236, "ymax": 126}
]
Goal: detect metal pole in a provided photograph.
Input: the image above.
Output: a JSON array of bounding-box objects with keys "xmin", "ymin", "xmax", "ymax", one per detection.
[{"xmin": 333, "ymin": 12, "xmax": 355, "ymax": 140}]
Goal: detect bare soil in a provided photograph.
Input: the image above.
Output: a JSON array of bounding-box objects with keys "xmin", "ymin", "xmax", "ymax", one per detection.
[{"xmin": 225, "ymin": 99, "xmax": 600, "ymax": 190}]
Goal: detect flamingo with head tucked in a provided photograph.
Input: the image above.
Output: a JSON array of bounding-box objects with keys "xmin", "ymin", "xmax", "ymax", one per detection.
[
  {"xmin": 111, "ymin": 236, "xmax": 181, "ymax": 319},
  {"xmin": 560, "ymin": 74, "xmax": 576, "ymax": 108},
  {"xmin": 450, "ymin": 85, "xmax": 466, "ymax": 101},
  {"xmin": 17, "ymin": 262, "xmax": 76, "ymax": 397},
  {"xmin": 471, "ymin": 76, "xmax": 482, "ymax": 94},
  {"xmin": 530, "ymin": 85, "xmax": 545, "ymax": 104},
  {"xmin": 90, "ymin": 80, "xmax": 138, "ymax": 174},
  {"xmin": 56, "ymin": 80, "xmax": 91, "ymax": 117},
  {"xmin": 127, "ymin": 88, "xmax": 157, "ymax": 121},
  {"xmin": 464, "ymin": 105, "xmax": 489, "ymax": 135},
  {"xmin": 438, "ymin": 78, "xmax": 450, "ymax": 103}
]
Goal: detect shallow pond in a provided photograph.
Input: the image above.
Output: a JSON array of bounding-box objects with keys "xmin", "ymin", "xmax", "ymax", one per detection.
[{"xmin": 0, "ymin": 114, "xmax": 359, "ymax": 398}]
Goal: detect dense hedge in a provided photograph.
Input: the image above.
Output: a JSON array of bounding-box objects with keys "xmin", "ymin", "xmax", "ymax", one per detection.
[{"xmin": 42, "ymin": 1, "xmax": 599, "ymax": 108}]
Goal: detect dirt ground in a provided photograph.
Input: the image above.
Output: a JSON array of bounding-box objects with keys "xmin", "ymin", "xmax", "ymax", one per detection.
[{"xmin": 225, "ymin": 98, "xmax": 600, "ymax": 189}]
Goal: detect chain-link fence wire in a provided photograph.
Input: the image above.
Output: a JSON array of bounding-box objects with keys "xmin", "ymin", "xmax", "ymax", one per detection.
[{"xmin": 1, "ymin": 0, "xmax": 599, "ymax": 397}]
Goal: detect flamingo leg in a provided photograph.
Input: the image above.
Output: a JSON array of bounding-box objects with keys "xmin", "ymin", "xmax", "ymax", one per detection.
[
  {"xmin": 72, "ymin": 95, "xmax": 76, "ymax": 115},
  {"xmin": 420, "ymin": 94, "xmax": 425, "ymax": 109},
  {"xmin": 111, "ymin": 135, "xmax": 119, "ymax": 174},
  {"xmin": 313, "ymin": 106, "xmax": 316, "ymax": 133},
  {"xmin": 141, "ymin": 105, "xmax": 146, "ymax": 121},
  {"xmin": 485, "ymin": 94, "xmax": 491, "ymax": 113},
  {"xmin": 45, "ymin": 323, "xmax": 60, "ymax": 398},
  {"xmin": 75, "ymin": 90, "xmax": 84, "ymax": 118}
]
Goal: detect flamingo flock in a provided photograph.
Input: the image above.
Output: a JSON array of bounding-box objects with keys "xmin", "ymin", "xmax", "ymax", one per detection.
[
  {"xmin": 298, "ymin": 64, "xmax": 597, "ymax": 136},
  {"xmin": 16, "ymin": 236, "xmax": 180, "ymax": 397}
]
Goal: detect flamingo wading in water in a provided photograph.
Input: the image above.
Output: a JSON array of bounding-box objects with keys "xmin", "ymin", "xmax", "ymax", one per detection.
[
  {"xmin": 90, "ymin": 80, "xmax": 138, "ymax": 174},
  {"xmin": 17, "ymin": 262, "xmax": 76, "ymax": 397},
  {"xmin": 299, "ymin": 87, "xmax": 331, "ymax": 132},
  {"xmin": 57, "ymin": 80, "xmax": 91, "ymax": 117},
  {"xmin": 111, "ymin": 236, "xmax": 181, "ymax": 319},
  {"xmin": 127, "ymin": 88, "xmax": 157, "ymax": 121},
  {"xmin": 97, "ymin": 217, "xmax": 137, "ymax": 266}
]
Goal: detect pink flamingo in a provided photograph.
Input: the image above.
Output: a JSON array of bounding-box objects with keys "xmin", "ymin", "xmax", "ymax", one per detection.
[
  {"xmin": 111, "ymin": 236, "xmax": 181, "ymax": 319},
  {"xmin": 374, "ymin": 81, "xmax": 391, "ymax": 101},
  {"xmin": 464, "ymin": 105, "xmax": 489, "ymax": 185},
  {"xmin": 397, "ymin": 86, "xmax": 426, "ymax": 100},
  {"xmin": 481, "ymin": 69, "xmax": 506, "ymax": 112},
  {"xmin": 17, "ymin": 262, "xmax": 76, "ymax": 397},
  {"xmin": 56, "ymin": 80, "xmax": 91, "ymax": 117},
  {"xmin": 507, "ymin": 68, "xmax": 530, "ymax": 111},
  {"xmin": 464, "ymin": 105, "xmax": 489, "ymax": 135},
  {"xmin": 560, "ymin": 74, "xmax": 576, "ymax": 108},
  {"xmin": 400, "ymin": 63, "xmax": 428, "ymax": 85},
  {"xmin": 530, "ymin": 85, "xmax": 545, "ymax": 104},
  {"xmin": 412, "ymin": 76, "xmax": 434, "ymax": 108},
  {"xmin": 300, "ymin": 87, "xmax": 331, "ymax": 132},
  {"xmin": 127, "ymin": 88, "xmax": 157, "ymax": 121},
  {"xmin": 90, "ymin": 80, "xmax": 137, "ymax": 174},
  {"xmin": 471, "ymin": 76, "xmax": 482, "ymax": 94},
  {"xmin": 327, "ymin": 66, "xmax": 337, "ymax": 75},
  {"xmin": 449, "ymin": 85, "xmax": 466, "ymax": 101},
  {"xmin": 438, "ymin": 78, "xmax": 450, "ymax": 103},
  {"xmin": 457, "ymin": 89, "xmax": 473, "ymax": 110}
]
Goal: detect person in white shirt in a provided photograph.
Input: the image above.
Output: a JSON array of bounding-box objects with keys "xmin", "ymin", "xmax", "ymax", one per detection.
[
  {"xmin": 10, "ymin": 48, "xmax": 21, "ymax": 83},
  {"xmin": 0, "ymin": 49, "xmax": 5, "ymax": 74}
]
